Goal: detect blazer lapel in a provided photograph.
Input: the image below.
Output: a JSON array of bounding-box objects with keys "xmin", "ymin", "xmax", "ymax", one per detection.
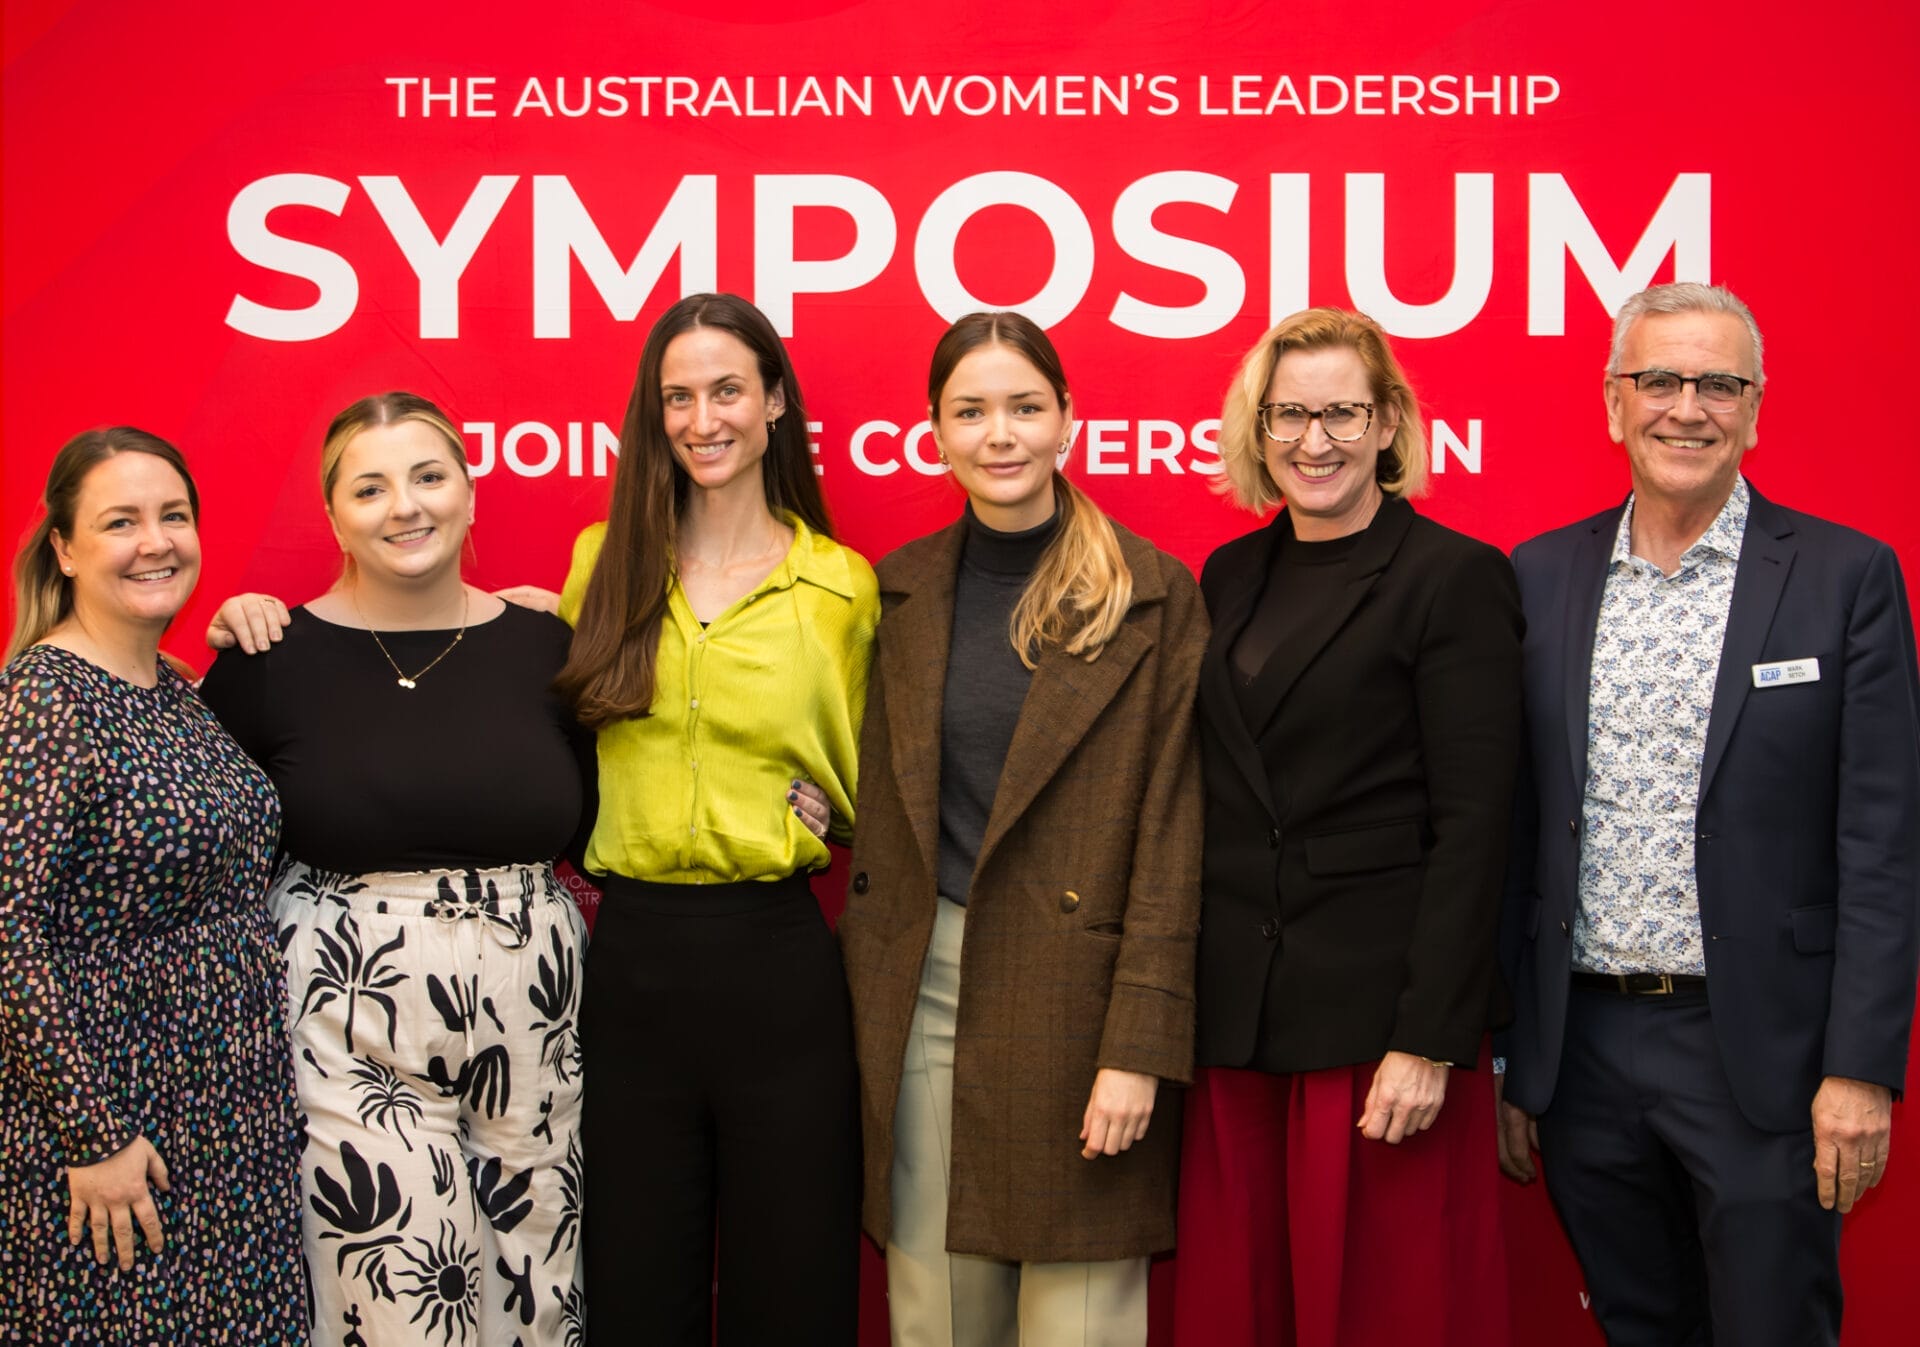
[
  {"xmin": 974, "ymin": 620, "xmax": 1154, "ymax": 878},
  {"xmin": 1239, "ymin": 496, "xmax": 1416, "ymax": 741},
  {"xmin": 875, "ymin": 522, "xmax": 965, "ymax": 884},
  {"xmin": 1197, "ymin": 520, "xmax": 1283, "ymax": 817},
  {"xmin": 1700, "ymin": 486, "xmax": 1796, "ymax": 801},
  {"xmin": 1560, "ymin": 505, "xmax": 1620, "ymax": 797}
]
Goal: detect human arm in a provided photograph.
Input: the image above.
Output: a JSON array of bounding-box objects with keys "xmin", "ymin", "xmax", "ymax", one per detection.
[
  {"xmin": 1809, "ymin": 543, "xmax": 1920, "ymax": 1210},
  {"xmin": 1812, "ymin": 1075, "xmax": 1891, "ymax": 1213},
  {"xmin": 205, "ymin": 593, "xmax": 292, "ymax": 653},
  {"xmin": 1080, "ymin": 1067, "xmax": 1159, "ymax": 1159},
  {"xmin": 554, "ymin": 523, "xmax": 608, "ymax": 629},
  {"xmin": 496, "ymin": 585, "xmax": 560, "ymax": 614},
  {"xmin": 0, "ymin": 666, "xmax": 140, "ymax": 1169},
  {"xmin": 1095, "ymin": 559, "xmax": 1210, "ymax": 1086},
  {"xmin": 1494, "ymin": 1068, "xmax": 1539, "ymax": 1182},
  {"xmin": 1820, "ymin": 543, "xmax": 1920, "ymax": 1102},
  {"xmin": 1358, "ymin": 1051, "xmax": 1450, "ymax": 1143},
  {"xmin": 789, "ymin": 779, "xmax": 831, "ymax": 839},
  {"xmin": 1390, "ymin": 544, "xmax": 1525, "ymax": 1067},
  {"xmin": 67, "ymin": 1136, "xmax": 170, "ymax": 1268},
  {"xmin": 827, "ymin": 566, "xmax": 880, "ymax": 846}
]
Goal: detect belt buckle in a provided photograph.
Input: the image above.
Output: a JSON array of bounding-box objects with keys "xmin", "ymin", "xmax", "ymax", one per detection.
[{"xmin": 1621, "ymin": 972, "xmax": 1676, "ymax": 994}]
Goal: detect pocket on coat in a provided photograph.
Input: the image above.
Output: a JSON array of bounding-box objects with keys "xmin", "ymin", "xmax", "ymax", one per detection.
[
  {"xmin": 1303, "ymin": 819, "xmax": 1424, "ymax": 876},
  {"xmin": 1788, "ymin": 903, "xmax": 1838, "ymax": 954}
]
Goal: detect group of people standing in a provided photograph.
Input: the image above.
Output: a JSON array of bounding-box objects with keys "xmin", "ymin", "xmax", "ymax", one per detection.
[{"xmin": 3, "ymin": 280, "xmax": 1915, "ymax": 1347}]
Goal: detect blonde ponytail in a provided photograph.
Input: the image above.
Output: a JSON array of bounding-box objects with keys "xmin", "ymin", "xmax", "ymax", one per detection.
[{"xmin": 1009, "ymin": 473, "xmax": 1133, "ymax": 667}]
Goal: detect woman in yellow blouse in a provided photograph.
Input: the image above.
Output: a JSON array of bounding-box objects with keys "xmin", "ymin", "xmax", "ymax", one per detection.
[{"xmin": 555, "ymin": 292, "xmax": 877, "ymax": 1345}]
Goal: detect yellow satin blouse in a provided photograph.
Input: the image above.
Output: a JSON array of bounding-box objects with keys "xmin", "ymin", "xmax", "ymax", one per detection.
[{"xmin": 558, "ymin": 516, "xmax": 878, "ymax": 883}]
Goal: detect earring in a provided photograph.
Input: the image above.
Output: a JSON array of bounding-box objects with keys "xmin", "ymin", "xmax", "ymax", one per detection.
[
  {"xmin": 62, "ymin": 565, "xmax": 73, "ymax": 575},
  {"xmin": 767, "ymin": 417, "xmax": 779, "ymax": 435},
  {"xmin": 937, "ymin": 449, "xmax": 949, "ymax": 466}
]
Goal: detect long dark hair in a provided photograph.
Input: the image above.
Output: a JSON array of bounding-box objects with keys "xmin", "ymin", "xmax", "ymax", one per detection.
[
  {"xmin": 557, "ymin": 293, "xmax": 833, "ymax": 729},
  {"xmin": 8, "ymin": 428, "xmax": 199, "ymax": 660}
]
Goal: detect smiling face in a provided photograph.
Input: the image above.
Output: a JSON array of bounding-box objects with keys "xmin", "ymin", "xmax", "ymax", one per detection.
[
  {"xmin": 931, "ymin": 342, "xmax": 1069, "ymax": 532},
  {"xmin": 1606, "ymin": 310, "xmax": 1762, "ymax": 514},
  {"xmin": 327, "ymin": 419, "xmax": 473, "ymax": 586},
  {"xmin": 49, "ymin": 451, "xmax": 201, "ymax": 635},
  {"xmin": 1262, "ymin": 344, "xmax": 1400, "ymax": 541},
  {"xmin": 659, "ymin": 326, "xmax": 786, "ymax": 497}
]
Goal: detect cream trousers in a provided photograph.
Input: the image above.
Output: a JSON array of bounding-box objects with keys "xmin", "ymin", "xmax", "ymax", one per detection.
[{"xmin": 886, "ymin": 896, "xmax": 1147, "ymax": 1347}]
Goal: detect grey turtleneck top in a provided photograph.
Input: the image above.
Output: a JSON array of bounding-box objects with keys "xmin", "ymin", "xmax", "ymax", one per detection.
[{"xmin": 936, "ymin": 505, "xmax": 1062, "ymax": 904}]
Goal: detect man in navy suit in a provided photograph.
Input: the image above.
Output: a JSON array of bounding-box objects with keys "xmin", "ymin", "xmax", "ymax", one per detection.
[{"xmin": 1496, "ymin": 282, "xmax": 1920, "ymax": 1345}]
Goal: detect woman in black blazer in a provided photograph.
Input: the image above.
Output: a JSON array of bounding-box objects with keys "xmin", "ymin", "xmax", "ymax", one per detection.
[{"xmin": 1172, "ymin": 309, "xmax": 1521, "ymax": 1347}]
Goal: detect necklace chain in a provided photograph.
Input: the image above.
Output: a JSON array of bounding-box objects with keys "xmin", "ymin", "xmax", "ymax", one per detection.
[{"xmin": 351, "ymin": 588, "xmax": 469, "ymax": 690}]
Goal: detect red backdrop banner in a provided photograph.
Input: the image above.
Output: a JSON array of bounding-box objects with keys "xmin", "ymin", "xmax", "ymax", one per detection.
[{"xmin": 6, "ymin": 1, "xmax": 1917, "ymax": 1341}]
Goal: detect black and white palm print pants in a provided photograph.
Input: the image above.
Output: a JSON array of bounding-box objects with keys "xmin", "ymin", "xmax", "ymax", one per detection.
[{"xmin": 270, "ymin": 860, "xmax": 587, "ymax": 1347}]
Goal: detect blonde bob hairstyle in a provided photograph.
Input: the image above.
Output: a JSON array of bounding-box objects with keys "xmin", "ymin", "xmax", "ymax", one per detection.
[
  {"xmin": 318, "ymin": 392, "xmax": 470, "ymax": 579},
  {"xmin": 1216, "ymin": 307, "xmax": 1429, "ymax": 514},
  {"xmin": 928, "ymin": 311, "xmax": 1133, "ymax": 667}
]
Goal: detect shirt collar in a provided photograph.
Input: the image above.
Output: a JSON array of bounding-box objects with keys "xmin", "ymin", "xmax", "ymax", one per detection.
[
  {"xmin": 761, "ymin": 514, "xmax": 861, "ymax": 601},
  {"xmin": 1611, "ymin": 475, "xmax": 1751, "ymax": 571}
]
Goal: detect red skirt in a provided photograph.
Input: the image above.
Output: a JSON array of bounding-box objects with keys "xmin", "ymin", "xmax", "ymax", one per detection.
[{"xmin": 1171, "ymin": 1059, "xmax": 1509, "ymax": 1347}]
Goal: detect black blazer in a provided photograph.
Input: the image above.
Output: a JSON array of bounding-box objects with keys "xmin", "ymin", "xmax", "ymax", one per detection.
[
  {"xmin": 1193, "ymin": 496, "xmax": 1523, "ymax": 1073},
  {"xmin": 1499, "ymin": 484, "xmax": 1920, "ymax": 1131}
]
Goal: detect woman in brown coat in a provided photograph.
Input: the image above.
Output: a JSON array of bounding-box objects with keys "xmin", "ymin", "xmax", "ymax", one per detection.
[{"xmin": 838, "ymin": 311, "xmax": 1207, "ymax": 1346}]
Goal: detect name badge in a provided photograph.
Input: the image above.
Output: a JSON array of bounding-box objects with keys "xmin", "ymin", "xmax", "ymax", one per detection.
[{"xmin": 1752, "ymin": 658, "xmax": 1820, "ymax": 688}]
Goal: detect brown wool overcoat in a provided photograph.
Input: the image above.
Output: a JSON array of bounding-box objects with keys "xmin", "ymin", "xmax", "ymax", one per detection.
[{"xmin": 838, "ymin": 518, "xmax": 1208, "ymax": 1264}]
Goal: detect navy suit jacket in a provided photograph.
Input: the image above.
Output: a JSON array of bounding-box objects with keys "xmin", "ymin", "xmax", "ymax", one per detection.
[{"xmin": 1500, "ymin": 481, "xmax": 1920, "ymax": 1132}]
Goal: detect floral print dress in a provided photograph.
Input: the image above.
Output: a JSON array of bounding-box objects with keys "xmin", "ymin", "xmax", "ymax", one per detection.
[{"xmin": 0, "ymin": 645, "xmax": 306, "ymax": 1344}]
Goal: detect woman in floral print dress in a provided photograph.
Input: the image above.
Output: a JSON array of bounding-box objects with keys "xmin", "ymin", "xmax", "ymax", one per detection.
[{"xmin": 0, "ymin": 428, "xmax": 305, "ymax": 1343}]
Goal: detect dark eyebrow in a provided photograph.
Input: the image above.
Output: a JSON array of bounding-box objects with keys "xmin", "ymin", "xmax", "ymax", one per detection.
[
  {"xmin": 662, "ymin": 372, "xmax": 750, "ymax": 391},
  {"xmin": 948, "ymin": 390, "xmax": 1047, "ymax": 403},
  {"xmin": 95, "ymin": 498, "xmax": 191, "ymax": 520}
]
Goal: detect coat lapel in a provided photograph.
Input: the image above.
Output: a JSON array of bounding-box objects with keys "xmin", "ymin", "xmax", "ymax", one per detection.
[
  {"xmin": 971, "ymin": 532, "xmax": 1167, "ymax": 877},
  {"xmin": 1560, "ymin": 505, "xmax": 1620, "ymax": 798},
  {"xmin": 1700, "ymin": 486, "xmax": 1796, "ymax": 801},
  {"xmin": 1237, "ymin": 496, "xmax": 1416, "ymax": 741},
  {"xmin": 875, "ymin": 522, "xmax": 965, "ymax": 884},
  {"xmin": 1196, "ymin": 520, "xmax": 1283, "ymax": 818}
]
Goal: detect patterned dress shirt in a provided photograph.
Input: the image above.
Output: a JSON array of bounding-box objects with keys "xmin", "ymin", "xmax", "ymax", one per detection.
[{"xmin": 1574, "ymin": 477, "xmax": 1750, "ymax": 974}]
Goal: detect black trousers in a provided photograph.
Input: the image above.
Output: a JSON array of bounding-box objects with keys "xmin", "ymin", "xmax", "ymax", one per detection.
[
  {"xmin": 581, "ymin": 873, "xmax": 861, "ymax": 1346},
  {"xmin": 1536, "ymin": 984, "xmax": 1842, "ymax": 1347}
]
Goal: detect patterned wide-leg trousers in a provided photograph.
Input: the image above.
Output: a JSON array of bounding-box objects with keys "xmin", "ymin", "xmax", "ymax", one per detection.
[{"xmin": 270, "ymin": 860, "xmax": 588, "ymax": 1347}]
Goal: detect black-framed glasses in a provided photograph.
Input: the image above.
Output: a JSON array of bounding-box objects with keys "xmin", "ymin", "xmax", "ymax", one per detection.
[
  {"xmin": 1615, "ymin": 370, "xmax": 1755, "ymax": 411},
  {"xmin": 1258, "ymin": 401, "xmax": 1374, "ymax": 443}
]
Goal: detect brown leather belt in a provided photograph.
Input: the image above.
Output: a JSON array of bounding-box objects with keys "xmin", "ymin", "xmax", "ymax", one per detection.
[{"xmin": 1571, "ymin": 971, "xmax": 1707, "ymax": 996}]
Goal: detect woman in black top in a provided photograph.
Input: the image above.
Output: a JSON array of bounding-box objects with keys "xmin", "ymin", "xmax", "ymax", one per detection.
[
  {"xmin": 1173, "ymin": 309, "xmax": 1522, "ymax": 1347},
  {"xmin": 200, "ymin": 392, "xmax": 594, "ymax": 1347}
]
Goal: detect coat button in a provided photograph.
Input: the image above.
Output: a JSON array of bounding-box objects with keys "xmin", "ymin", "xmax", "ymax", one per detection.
[
  {"xmin": 1567, "ymin": 818, "xmax": 1578, "ymax": 836},
  {"xmin": 1261, "ymin": 918, "xmax": 1280, "ymax": 939},
  {"xmin": 1559, "ymin": 919, "xmax": 1570, "ymax": 935},
  {"xmin": 1268, "ymin": 827, "xmax": 1281, "ymax": 849},
  {"xmin": 852, "ymin": 872, "xmax": 869, "ymax": 895},
  {"xmin": 1060, "ymin": 890, "xmax": 1081, "ymax": 913}
]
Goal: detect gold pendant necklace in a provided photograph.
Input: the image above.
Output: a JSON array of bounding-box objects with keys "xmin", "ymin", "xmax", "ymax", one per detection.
[{"xmin": 351, "ymin": 588, "xmax": 468, "ymax": 690}]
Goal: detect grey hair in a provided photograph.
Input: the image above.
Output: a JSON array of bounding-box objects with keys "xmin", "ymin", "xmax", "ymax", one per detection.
[{"xmin": 1606, "ymin": 282, "xmax": 1765, "ymax": 386}]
